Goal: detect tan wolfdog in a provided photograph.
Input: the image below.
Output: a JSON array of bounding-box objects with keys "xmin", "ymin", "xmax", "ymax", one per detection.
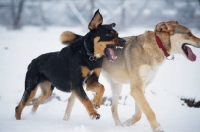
[{"xmin": 60, "ymin": 21, "xmax": 200, "ymax": 132}]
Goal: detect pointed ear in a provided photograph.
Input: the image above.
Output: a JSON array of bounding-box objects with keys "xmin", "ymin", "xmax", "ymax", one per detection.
[{"xmin": 88, "ymin": 9, "xmax": 103, "ymax": 30}]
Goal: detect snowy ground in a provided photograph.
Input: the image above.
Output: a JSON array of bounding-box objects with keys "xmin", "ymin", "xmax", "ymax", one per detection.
[{"xmin": 0, "ymin": 26, "xmax": 200, "ymax": 132}]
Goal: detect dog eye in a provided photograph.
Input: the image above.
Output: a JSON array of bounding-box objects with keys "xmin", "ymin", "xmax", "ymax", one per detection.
[
  {"xmin": 106, "ymin": 33, "xmax": 112, "ymax": 37},
  {"xmin": 188, "ymin": 32, "xmax": 192, "ymax": 36}
]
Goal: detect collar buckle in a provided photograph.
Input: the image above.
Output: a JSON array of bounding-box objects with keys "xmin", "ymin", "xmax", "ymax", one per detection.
[{"xmin": 89, "ymin": 56, "xmax": 97, "ymax": 61}]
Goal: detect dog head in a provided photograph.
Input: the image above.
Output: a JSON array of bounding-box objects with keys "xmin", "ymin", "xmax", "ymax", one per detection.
[
  {"xmin": 155, "ymin": 21, "xmax": 200, "ymax": 61},
  {"xmin": 86, "ymin": 9, "xmax": 125, "ymax": 61}
]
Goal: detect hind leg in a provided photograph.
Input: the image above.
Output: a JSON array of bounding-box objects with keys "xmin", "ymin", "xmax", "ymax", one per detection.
[
  {"xmin": 32, "ymin": 81, "xmax": 54, "ymax": 113},
  {"xmin": 124, "ymin": 82, "xmax": 154, "ymax": 126},
  {"xmin": 123, "ymin": 103, "xmax": 142, "ymax": 126},
  {"xmin": 15, "ymin": 71, "xmax": 39, "ymax": 120}
]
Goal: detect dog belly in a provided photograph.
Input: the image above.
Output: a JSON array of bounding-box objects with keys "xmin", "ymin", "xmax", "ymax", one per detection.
[
  {"xmin": 110, "ymin": 73, "xmax": 129, "ymax": 84},
  {"xmin": 102, "ymin": 68, "xmax": 130, "ymax": 84}
]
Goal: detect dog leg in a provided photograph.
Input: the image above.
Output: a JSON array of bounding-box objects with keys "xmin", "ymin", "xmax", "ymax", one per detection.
[
  {"xmin": 31, "ymin": 81, "xmax": 53, "ymax": 114},
  {"xmin": 130, "ymin": 87, "xmax": 162, "ymax": 132},
  {"xmin": 15, "ymin": 71, "xmax": 39, "ymax": 120},
  {"xmin": 86, "ymin": 81, "xmax": 105, "ymax": 109},
  {"xmin": 124, "ymin": 82, "xmax": 152, "ymax": 125},
  {"xmin": 101, "ymin": 70, "xmax": 123, "ymax": 125},
  {"xmin": 71, "ymin": 89, "xmax": 100, "ymax": 120},
  {"xmin": 123, "ymin": 103, "xmax": 142, "ymax": 126},
  {"xmin": 110, "ymin": 82, "xmax": 123, "ymax": 126},
  {"xmin": 63, "ymin": 92, "xmax": 76, "ymax": 121},
  {"xmin": 86, "ymin": 68, "xmax": 105, "ymax": 109}
]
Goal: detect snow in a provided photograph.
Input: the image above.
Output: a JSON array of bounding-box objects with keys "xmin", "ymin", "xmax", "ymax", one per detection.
[{"xmin": 0, "ymin": 26, "xmax": 200, "ymax": 132}]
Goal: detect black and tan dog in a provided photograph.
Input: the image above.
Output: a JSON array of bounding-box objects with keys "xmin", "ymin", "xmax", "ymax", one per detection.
[
  {"xmin": 60, "ymin": 21, "xmax": 200, "ymax": 132},
  {"xmin": 15, "ymin": 9, "xmax": 125, "ymax": 120}
]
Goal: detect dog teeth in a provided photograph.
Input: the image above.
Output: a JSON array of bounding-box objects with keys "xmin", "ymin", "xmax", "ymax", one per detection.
[{"xmin": 116, "ymin": 46, "xmax": 123, "ymax": 49}]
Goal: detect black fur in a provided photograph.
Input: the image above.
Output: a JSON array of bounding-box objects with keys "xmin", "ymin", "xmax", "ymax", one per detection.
[{"xmin": 15, "ymin": 9, "xmax": 125, "ymax": 120}]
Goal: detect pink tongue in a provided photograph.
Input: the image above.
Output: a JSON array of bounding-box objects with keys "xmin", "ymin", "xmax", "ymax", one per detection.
[
  {"xmin": 107, "ymin": 48, "xmax": 116, "ymax": 60},
  {"xmin": 186, "ymin": 46, "xmax": 196, "ymax": 61}
]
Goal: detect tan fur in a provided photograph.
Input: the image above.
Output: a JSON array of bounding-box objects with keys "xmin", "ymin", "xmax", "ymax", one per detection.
[
  {"xmin": 32, "ymin": 81, "xmax": 53, "ymax": 113},
  {"xmin": 88, "ymin": 13, "xmax": 103, "ymax": 30},
  {"xmin": 86, "ymin": 68, "xmax": 104, "ymax": 109},
  {"xmin": 15, "ymin": 87, "xmax": 38, "ymax": 120},
  {"xmin": 60, "ymin": 31, "xmax": 76, "ymax": 45},
  {"xmin": 63, "ymin": 68, "xmax": 104, "ymax": 120},
  {"xmin": 65, "ymin": 21, "xmax": 200, "ymax": 132},
  {"xmin": 93, "ymin": 37, "xmax": 116, "ymax": 58},
  {"xmin": 63, "ymin": 92, "xmax": 76, "ymax": 120},
  {"xmin": 81, "ymin": 66, "xmax": 105, "ymax": 108},
  {"xmin": 101, "ymin": 21, "xmax": 200, "ymax": 131},
  {"xmin": 71, "ymin": 90, "xmax": 100, "ymax": 119},
  {"xmin": 81, "ymin": 66, "xmax": 90, "ymax": 78},
  {"xmin": 16, "ymin": 81, "xmax": 53, "ymax": 120}
]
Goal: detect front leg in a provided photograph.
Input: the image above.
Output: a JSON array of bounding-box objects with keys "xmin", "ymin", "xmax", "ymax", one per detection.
[
  {"xmin": 86, "ymin": 68, "xmax": 105, "ymax": 109},
  {"xmin": 70, "ymin": 66, "xmax": 100, "ymax": 120},
  {"xmin": 71, "ymin": 87, "xmax": 100, "ymax": 120}
]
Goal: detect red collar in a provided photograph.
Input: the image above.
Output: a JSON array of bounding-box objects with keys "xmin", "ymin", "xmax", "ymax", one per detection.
[{"xmin": 154, "ymin": 32, "xmax": 170, "ymax": 58}]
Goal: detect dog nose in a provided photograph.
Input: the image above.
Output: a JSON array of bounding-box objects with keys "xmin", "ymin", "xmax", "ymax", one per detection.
[{"xmin": 120, "ymin": 38, "xmax": 126, "ymax": 45}]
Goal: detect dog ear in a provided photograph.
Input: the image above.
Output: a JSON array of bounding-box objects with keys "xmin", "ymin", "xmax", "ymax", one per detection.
[
  {"xmin": 88, "ymin": 9, "xmax": 103, "ymax": 30},
  {"xmin": 155, "ymin": 22, "xmax": 168, "ymax": 32},
  {"xmin": 155, "ymin": 21, "xmax": 178, "ymax": 35},
  {"xmin": 111, "ymin": 23, "xmax": 116, "ymax": 28}
]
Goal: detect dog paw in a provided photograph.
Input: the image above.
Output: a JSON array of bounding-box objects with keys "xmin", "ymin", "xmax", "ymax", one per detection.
[
  {"xmin": 93, "ymin": 104, "xmax": 100, "ymax": 109},
  {"xmin": 90, "ymin": 113, "xmax": 100, "ymax": 120},
  {"xmin": 115, "ymin": 120, "xmax": 123, "ymax": 126},
  {"xmin": 123, "ymin": 119, "xmax": 132, "ymax": 126},
  {"xmin": 63, "ymin": 115, "xmax": 70, "ymax": 121},
  {"xmin": 92, "ymin": 100, "xmax": 101, "ymax": 109},
  {"xmin": 154, "ymin": 127, "xmax": 164, "ymax": 132}
]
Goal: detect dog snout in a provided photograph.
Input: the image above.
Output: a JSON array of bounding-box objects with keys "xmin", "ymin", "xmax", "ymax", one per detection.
[{"xmin": 120, "ymin": 38, "xmax": 126, "ymax": 45}]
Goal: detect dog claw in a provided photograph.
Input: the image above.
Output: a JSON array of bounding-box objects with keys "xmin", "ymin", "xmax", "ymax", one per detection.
[
  {"xmin": 93, "ymin": 104, "xmax": 100, "ymax": 109},
  {"xmin": 90, "ymin": 113, "xmax": 100, "ymax": 120}
]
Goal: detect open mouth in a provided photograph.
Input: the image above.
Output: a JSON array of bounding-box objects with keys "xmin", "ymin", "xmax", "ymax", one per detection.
[
  {"xmin": 105, "ymin": 45, "xmax": 122, "ymax": 61},
  {"xmin": 182, "ymin": 43, "xmax": 196, "ymax": 61}
]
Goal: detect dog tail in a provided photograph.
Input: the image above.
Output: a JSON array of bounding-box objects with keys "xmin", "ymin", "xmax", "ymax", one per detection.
[{"xmin": 60, "ymin": 31, "xmax": 82, "ymax": 46}]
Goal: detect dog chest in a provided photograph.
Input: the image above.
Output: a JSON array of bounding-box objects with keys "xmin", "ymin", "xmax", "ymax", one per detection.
[{"xmin": 139, "ymin": 65, "xmax": 158, "ymax": 86}]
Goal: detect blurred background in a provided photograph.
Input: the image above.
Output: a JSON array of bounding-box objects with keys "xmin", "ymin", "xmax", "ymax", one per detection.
[{"xmin": 0, "ymin": 0, "xmax": 200, "ymax": 31}]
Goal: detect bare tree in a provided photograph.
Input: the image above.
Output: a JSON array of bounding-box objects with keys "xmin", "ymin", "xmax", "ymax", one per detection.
[
  {"xmin": 90, "ymin": 0, "xmax": 94, "ymax": 19},
  {"xmin": 11, "ymin": 0, "xmax": 25, "ymax": 29}
]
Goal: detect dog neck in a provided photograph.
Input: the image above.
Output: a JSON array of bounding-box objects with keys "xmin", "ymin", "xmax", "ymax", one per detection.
[
  {"xmin": 154, "ymin": 32, "xmax": 174, "ymax": 60},
  {"xmin": 84, "ymin": 33, "xmax": 98, "ymax": 61},
  {"xmin": 84, "ymin": 40, "xmax": 93, "ymax": 57}
]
